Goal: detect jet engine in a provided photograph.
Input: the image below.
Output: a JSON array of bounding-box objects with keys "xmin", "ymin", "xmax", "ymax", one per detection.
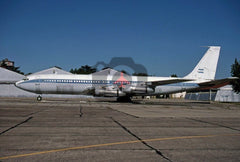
[
  {"xmin": 94, "ymin": 85, "xmax": 126, "ymax": 97},
  {"xmin": 123, "ymin": 85, "xmax": 154, "ymax": 94}
]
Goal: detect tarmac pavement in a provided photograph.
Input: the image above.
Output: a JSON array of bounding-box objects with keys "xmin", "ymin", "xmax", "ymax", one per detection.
[{"xmin": 0, "ymin": 98, "xmax": 240, "ymax": 161}]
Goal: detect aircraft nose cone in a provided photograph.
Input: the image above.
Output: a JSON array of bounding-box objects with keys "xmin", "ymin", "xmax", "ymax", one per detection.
[
  {"xmin": 15, "ymin": 80, "xmax": 23, "ymax": 89},
  {"xmin": 15, "ymin": 80, "xmax": 30, "ymax": 91},
  {"xmin": 15, "ymin": 79, "xmax": 36, "ymax": 93}
]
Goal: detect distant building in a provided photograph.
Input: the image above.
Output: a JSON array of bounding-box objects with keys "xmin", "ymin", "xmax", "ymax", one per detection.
[
  {"xmin": 170, "ymin": 92, "xmax": 186, "ymax": 99},
  {"xmin": 28, "ymin": 66, "xmax": 72, "ymax": 76},
  {"xmin": 0, "ymin": 67, "xmax": 25, "ymax": 84},
  {"xmin": 215, "ymin": 85, "xmax": 240, "ymax": 102},
  {"xmin": 0, "ymin": 67, "xmax": 31, "ymax": 97},
  {"xmin": 185, "ymin": 85, "xmax": 240, "ymax": 102}
]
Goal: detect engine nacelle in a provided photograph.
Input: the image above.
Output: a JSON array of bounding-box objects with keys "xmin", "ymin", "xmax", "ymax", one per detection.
[
  {"xmin": 94, "ymin": 86, "xmax": 126, "ymax": 97},
  {"xmin": 123, "ymin": 86, "xmax": 154, "ymax": 94}
]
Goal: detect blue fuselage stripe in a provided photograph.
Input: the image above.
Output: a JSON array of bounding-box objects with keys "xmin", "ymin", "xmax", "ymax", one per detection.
[{"xmin": 21, "ymin": 79, "xmax": 198, "ymax": 87}]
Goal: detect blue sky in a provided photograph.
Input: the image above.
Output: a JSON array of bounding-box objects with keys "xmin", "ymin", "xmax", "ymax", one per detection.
[{"xmin": 0, "ymin": 0, "xmax": 239, "ymax": 78}]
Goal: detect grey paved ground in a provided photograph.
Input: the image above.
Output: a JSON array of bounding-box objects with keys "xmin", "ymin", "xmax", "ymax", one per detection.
[{"xmin": 0, "ymin": 98, "xmax": 240, "ymax": 162}]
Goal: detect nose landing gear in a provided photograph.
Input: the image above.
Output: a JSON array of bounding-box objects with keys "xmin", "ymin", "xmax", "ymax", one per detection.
[{"xmin": 37, "ymin": 95, "xmax": 42, "ymax": 101}]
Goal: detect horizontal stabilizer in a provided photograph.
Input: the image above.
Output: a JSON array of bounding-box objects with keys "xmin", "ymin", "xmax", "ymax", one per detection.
[{"xmin": 198, "ymin": 77, "xmax": 239, "ymax": 90}]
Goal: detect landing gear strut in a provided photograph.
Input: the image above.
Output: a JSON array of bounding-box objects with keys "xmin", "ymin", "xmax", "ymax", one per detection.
[{"xmin": 37, "ymin": 95, "xmax": 42, "ymax": 101}]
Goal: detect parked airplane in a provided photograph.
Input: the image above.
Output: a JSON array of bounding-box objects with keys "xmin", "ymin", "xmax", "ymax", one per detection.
[{"xmin": 15, "ymin": 46, "xmax": 237, "ymax": 101}]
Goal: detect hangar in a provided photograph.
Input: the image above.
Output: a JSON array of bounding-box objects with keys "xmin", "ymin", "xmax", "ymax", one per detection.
[
  {"xmin": 215, "ymin": 85, "xmax": 240, "ymax": 102},
  {"xmin": 0, "ymin": 67, "xmax": 32, "ymax": 97}
]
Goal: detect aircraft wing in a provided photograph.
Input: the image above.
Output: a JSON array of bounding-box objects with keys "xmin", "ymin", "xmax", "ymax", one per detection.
[
  {"xmin": 146, "ymin": 78, "xmax": 194, "ymax": 87},
  {"xmin": 198, "ymin": 77, "xmax": 239, "ymax": 90}
]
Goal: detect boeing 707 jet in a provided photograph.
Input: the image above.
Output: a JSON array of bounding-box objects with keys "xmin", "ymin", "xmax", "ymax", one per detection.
[{"xmin": 15, "ymin": 46, "xmax": 237, "ymax": 101}]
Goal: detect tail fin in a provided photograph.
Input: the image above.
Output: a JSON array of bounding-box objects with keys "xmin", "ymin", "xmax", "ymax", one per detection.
[{"xmin": 185, "ymin": 46, "xmax": 220, "ymax": 80}]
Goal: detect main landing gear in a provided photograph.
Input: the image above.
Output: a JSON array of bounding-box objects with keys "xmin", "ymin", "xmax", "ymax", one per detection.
[
  {"xmin": 37, "ymin": 95, "xmax": 42, "ymax": 101},
  {"xmin": 117, "ymin": 96, "xmax": 132, "ymax": 102}
]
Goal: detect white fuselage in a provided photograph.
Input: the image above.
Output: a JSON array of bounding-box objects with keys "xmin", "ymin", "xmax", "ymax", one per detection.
[{"xmin": 15, "ymin": 73, "xmax": 199, "ymax": 97}]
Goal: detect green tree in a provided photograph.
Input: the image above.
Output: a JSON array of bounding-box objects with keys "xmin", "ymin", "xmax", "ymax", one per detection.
[
  {"xmin": 0, "ymin": 59, "xmax": 24, "ymax": 75},
  {"xmin": 70, "ymin": 65, "xmax": 96, "ymax": 74},
  {"xmin": 120, "ymin": 70, "xmax": 129, "ymax": 75},
  {"xmin": 171, "ymin": 74, "xmax": 178, "ymax": 77},
  {"xmin": 102, "ymin": 67, "xmax": 111, "ymax": 70},
  {"xmin": 231, "ymin": 58, "xmax": 240, "ymax": 93},
  {"xmin": 132, "ymin": 72, "xmax": 148, "ymax": 76}
]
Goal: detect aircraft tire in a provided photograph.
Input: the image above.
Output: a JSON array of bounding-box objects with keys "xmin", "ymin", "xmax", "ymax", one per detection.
[{"xmin": 37, "ymin": 95, "xmax": 42, "ymax": 101}]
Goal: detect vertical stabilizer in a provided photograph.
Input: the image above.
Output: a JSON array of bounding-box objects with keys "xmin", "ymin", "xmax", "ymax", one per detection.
[{"xmin": 185, "ymin": 46, "xmax": 220, "ymax": 80}]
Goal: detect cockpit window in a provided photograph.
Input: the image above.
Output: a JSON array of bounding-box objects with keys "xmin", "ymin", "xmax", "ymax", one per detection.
[{"xmin": 23, "ymin": 78, "xmax": 29, "ymax": 81}]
